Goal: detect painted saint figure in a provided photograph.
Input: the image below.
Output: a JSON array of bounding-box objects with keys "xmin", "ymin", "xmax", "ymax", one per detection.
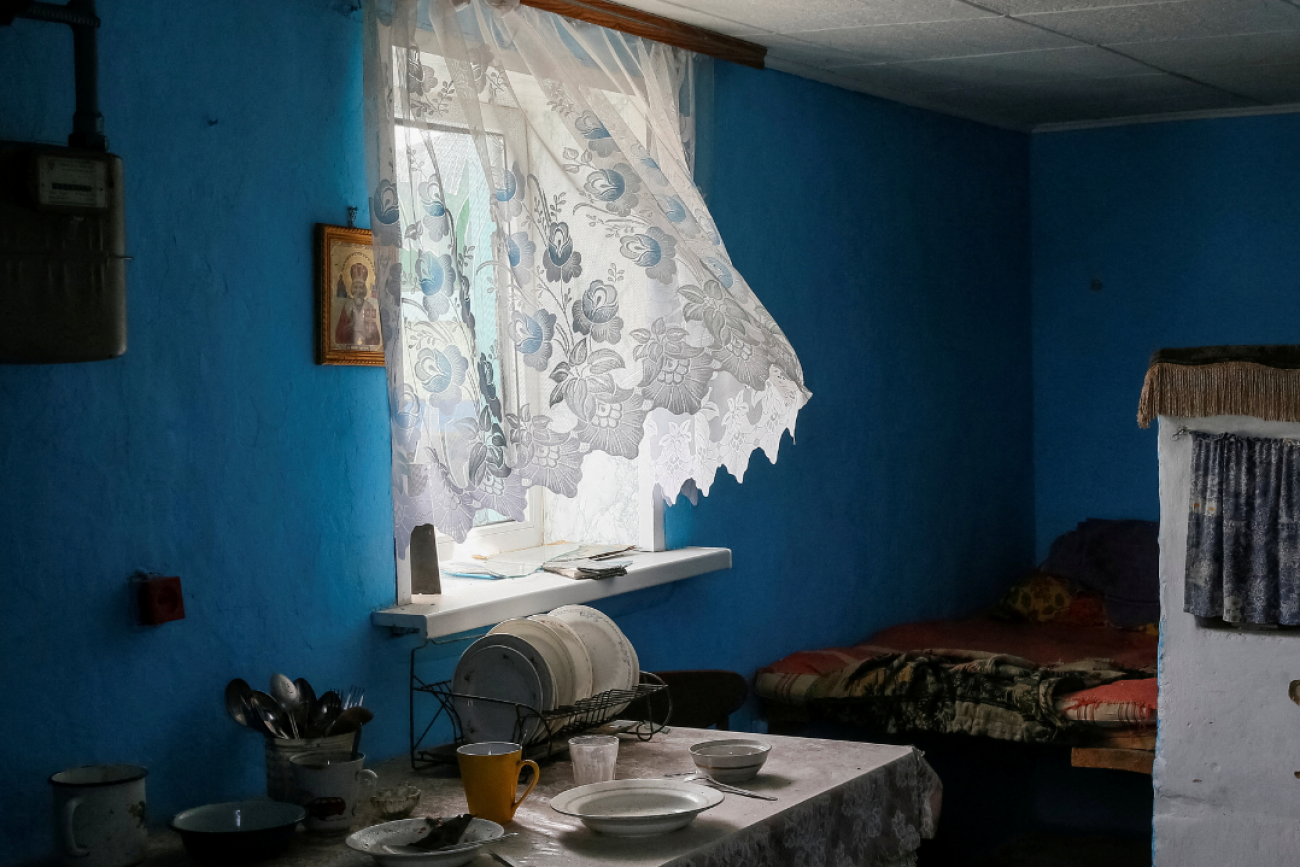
[{"xmin": 334, "ymin": 261, "xmax": 381, "ymax": 347}]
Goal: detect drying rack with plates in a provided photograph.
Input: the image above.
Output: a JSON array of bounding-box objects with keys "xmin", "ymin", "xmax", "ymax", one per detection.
[{"xmin": 408, "ymin": 639, "xmax": 670, "ymax": 769}]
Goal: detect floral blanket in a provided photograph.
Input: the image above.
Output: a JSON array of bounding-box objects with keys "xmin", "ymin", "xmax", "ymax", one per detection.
[{"xmin": 759, "ymin": 644, "xmax": 1150, "ymax": 744}]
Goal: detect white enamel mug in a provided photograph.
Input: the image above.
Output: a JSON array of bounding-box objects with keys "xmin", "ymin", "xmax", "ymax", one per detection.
[
  {"xmin": 49, "ymin": 764, "xmax": 148, "ymax": 867},
  {"xmin": 289, "ymin": 751, "xmax": 377, "ymax": 834}
]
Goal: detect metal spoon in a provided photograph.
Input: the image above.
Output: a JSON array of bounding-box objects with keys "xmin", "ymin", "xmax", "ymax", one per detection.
[
  {"xmin": 269, "ymin": 674, "xmax": 301, "ymax": 739},
  {"xmin": 224, "ymin": 679, "xmax": 255, "ymax": 728},
  {"xmin": 667, "ymin": 773, "xmax": 777, "ymax": 801},
  {"xmin": 326, "ymin": 706, "xmax": 374, "ymax": 736},
  {"xmin": 293, "ymin": 678, "xmax": 317, "ymax": 736},
  {"xmin": 248, "ymin": 690, "xmax": 293, "ymax": 739},
  {"xmin": 311, "ymin": 690, "xmax": 342, "ymax": 737}
]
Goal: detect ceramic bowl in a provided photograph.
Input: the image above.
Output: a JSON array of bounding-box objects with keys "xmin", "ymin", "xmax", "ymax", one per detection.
[
  {"xmin": 689, "ymin": 739, "xmax": 772, "ymax": 783},
  {"xmin": 346, "ymin": 816, "xmax": 504, "ymax": 867},
  {"xmin": 169, "ymin": 800, "xmax": 305, "ymax": 865},
  {"xmin": 371, "ymin": 785, "xmax": 422, "ymax": 820}
]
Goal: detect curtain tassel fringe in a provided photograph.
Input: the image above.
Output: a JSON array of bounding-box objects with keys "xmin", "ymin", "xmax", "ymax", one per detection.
[{"xmin": 1137, "ymin": 362, "xmax": 1300, "ymax": 428}]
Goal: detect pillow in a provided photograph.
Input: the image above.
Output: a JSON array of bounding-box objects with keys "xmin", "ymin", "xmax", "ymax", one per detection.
[
  {"xmin": 996, "ymin": 573, "xmax": 1107, "ymax": 626},
  {"xmin": 1057, "ymin": 677, "xmax": 1158, "ymax": 726}
]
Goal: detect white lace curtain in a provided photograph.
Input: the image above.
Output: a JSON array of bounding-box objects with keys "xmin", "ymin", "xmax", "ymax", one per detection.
[{"xmin": 363, "ymin": 0, "xmax": 810, "ymax": 549}]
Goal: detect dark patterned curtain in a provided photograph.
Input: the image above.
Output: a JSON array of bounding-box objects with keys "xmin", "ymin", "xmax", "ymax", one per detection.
[{"xmin": 1186, "ymin": 432, "xmax": 1300, "ymax": 624}]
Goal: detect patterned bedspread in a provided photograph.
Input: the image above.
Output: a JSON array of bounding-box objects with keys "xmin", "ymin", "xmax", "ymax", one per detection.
[{"xmin": 758, "ymin": 618, "xmax": 1157, "ymax": 745}]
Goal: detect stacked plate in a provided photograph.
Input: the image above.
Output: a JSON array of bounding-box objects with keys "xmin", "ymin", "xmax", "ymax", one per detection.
[{"xmin": 452, "ymin": 604, "xmax": 640, "ymax": 744}]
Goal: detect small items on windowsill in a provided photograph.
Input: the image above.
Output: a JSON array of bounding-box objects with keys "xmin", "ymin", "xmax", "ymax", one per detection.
[
  {"xmin": 542, "ymin": 559, "xmax": 630, "ymax": 581},
  {"xmin": 444, "ymin": 543, "xmax": 637, "ymax": 580}
]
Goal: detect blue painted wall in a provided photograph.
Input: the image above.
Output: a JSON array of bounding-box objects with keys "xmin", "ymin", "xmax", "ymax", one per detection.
[
  {"xmin": 0, "ymin": 4, "xmax": 400, "ymax": 862},
  {"xmin": 0, "ymin": 3, "xmax": 1034, "ymax": 863},
  {"xmin": 634, "ymin": 61, "xmax": 1036, "ymax": 671},
  {"xmin": 1031, "ymin": 114, "xmax": 1300, "ymax": 556}
]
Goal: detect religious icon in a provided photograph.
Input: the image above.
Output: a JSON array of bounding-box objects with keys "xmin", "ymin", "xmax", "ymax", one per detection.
[{"xmin": 316, "ymin": 223, "xmax": 383, "ymax": 366}]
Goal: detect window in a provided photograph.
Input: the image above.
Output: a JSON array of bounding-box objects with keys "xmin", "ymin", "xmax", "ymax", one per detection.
[
  {"xmin": 365, "ymin": 3, "xmax": 808, "ymax": 615},
  {"xmin": 388, "ymin": 51, "xmax": 661, "ymax": 598}
]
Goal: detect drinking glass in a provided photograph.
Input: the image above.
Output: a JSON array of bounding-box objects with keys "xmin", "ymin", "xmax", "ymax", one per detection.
[{"xmin": 569, "ymin": 735, "xmax": 619, "ymax": 785}]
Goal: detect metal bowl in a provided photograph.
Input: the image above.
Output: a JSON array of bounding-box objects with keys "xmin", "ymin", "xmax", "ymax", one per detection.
[{"xmin": 170, "ymin": 800, "xmax": 305, "ymax": 865}]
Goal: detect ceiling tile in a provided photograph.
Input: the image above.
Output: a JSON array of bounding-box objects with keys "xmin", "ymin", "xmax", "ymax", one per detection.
[
  {"xmin": 977, "ymin": 0, "xmax": 1192, "ymax": 12},
  {"xmin": 600, "ymin": 0, "xmax": 769, "ymax": 38},
  {"xmin": 621, "ymin": 0, "xmax": 1300, "ymax": 127},
  {"xmin": 824, "ymin": 47, "xmax": 1152, "ymax": 96},
  {"xmin": 1178, "ymin": 60, "xmax": 1300, "ymax": 101},
  {"xmin": 982, "ymin": 70, "xmax": 1221, "ymax": 100},
  {"xmin": 1112, "ymin": 29, "xmax": 1300, "ymax": 67},
  {"xmin": 919, "ymin": 71, "xmax": 1217, "ymax": 111},
  {"xmin": 918, "ymin": 76, "xmax": 1253, "ymax": 124},
  {"xmin": 641, "ymin": 0, "xmax": 998, "ymax": 34},
  {"xmin": 762, "ymin": 56, "xmax": 1032, "ymax": 128},
  {"xmin": 796, "ymin": 16, "xmax": 1082, "ymax": 62},
  {"xmin": 759, "ymin": 34, "xmax": 885, "ymax": 70},
  {"xmin": 1015, "ymin": 0, "xmax": 1300, "ymax": 45},
  {"xmin": 886, "ymin": 45, "xmax": 1156, "ymax": 90}
]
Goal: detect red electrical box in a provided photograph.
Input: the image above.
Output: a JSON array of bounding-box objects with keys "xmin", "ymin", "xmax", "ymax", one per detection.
[{"xmin": 137, "ymin": 575, "xmax": 185, "ymax": 625}]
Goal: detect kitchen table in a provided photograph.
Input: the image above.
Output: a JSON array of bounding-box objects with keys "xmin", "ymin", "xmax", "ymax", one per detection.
[{"xmin": 143, "ymin": 728, "xmax": 940, "ymax": 867}]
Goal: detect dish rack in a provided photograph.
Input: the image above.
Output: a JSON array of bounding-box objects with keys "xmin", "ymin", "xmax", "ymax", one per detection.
[{"xmin": 409, "ymin": 641, "xmax": 670, "ymax": 770}]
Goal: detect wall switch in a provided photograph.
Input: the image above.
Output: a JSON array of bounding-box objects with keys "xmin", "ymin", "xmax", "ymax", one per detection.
[{"xmin": 136, "ymin": 575, "xmax": 185, "ymax": 625}]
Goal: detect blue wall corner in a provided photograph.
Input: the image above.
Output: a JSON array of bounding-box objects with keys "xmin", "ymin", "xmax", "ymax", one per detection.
[{"xmin": 1030, "ymin": 113, "xmax": 1300, "ymax": 557}]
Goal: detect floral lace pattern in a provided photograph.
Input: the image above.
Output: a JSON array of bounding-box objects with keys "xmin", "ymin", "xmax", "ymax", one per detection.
[
  {"xmin": 665, "ymin": 748, "xmax": 937, "ymax": 867},
  {"xmin": 364, "ymin": 0, "xmax": 810, "ymax": 548}
]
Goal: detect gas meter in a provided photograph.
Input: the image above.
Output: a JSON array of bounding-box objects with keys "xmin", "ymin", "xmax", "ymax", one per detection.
[{"xmin": 1, "ymin": 0, "xmax": 127, "ymax": 363}]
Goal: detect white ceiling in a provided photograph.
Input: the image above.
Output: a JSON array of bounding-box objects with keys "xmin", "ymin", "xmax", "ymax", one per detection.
[{"xmin": 619, "ymin": 0, "xmax": 1300, "ymax": 130}]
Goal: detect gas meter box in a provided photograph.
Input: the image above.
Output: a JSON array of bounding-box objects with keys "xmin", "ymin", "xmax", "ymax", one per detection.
[{"xmin": 0, "ymin": 143, "xmax": 127, "ymax": 363}]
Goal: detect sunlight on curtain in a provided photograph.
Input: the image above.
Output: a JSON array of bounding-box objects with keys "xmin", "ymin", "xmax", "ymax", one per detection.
[{"xmin": 363, "ymin": 0, "xmax": 810, "ymax": 549}]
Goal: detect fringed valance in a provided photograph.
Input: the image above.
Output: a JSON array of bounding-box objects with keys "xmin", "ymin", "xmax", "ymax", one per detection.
[{"xmin": 1137, "ymin": 345, "xmax": 1300, "ymax": 428}]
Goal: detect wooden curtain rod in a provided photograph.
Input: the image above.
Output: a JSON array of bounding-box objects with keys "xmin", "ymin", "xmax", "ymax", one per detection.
[{"xmin": 519, "ymin": 0, "xmax": 766, "ymax": 69}]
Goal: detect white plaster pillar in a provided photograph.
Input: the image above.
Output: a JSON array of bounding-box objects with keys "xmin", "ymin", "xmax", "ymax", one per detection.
[{"xmin": 1155, "ymin": 415, "xmax": 1300, "ymax": 866}]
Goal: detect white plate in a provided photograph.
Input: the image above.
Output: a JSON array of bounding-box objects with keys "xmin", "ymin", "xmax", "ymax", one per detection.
[
  {"xmin": 490, "ymin": 618, "xmax": 576, "ymax": 710},
  {"xmin": 549, "ymin": 779, "xmax": 724, "ymax": 836},
  {"xmin": 528, "ymin": 613, "xmax": 594, "ymax": 703},
  {"xmin": 453, "ymin": 633, "xmax": 554, "ymax": 744},
  {"xmin": 548, "ymin": 605, "xmax": 639, "ymax": 709},
  {"xmin": 346, "ymin": 817, "xmax": 504, "ymax": 867}
]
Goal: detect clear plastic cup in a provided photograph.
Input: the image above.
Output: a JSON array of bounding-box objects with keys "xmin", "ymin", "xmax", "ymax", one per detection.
[{"xmin": 569, "ymin": 735, "xmax": 619, "ymax": 786}]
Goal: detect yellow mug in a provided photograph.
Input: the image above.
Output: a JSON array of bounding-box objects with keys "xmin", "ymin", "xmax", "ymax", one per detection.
[{"xmin": 456, "ymin": 742, "xmax": 540, "ymax": 824}]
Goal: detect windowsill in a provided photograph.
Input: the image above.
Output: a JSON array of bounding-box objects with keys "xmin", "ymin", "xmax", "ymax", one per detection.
[{"xmin": 371, "ymin": 546, "xmax": 731, "ymax": 639}]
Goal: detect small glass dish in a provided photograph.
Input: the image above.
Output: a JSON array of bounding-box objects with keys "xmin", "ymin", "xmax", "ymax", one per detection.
[{"xmin": 370, "ymin": 785, "xmax": 422, "ymax": 821}]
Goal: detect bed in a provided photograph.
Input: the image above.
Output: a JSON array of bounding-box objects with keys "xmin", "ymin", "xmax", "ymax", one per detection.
[{"xmin": 757, "ymin": 520, "xmax": 1160, "ymax": 771}]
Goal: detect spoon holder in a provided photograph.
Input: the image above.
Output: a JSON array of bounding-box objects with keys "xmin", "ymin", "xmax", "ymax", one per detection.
[{"xmin": 264, "ymin": 732, "xmax": 356, "ymax": 802}]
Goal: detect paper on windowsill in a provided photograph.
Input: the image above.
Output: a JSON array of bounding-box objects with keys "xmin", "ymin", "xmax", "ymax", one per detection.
[
  {"xmin": 481, "ymin": 542, "xmax": 580, "ymax": 576},
  {"xmin": 542, "ymin": 559, "xmax": 632, "ymax": 580},
  {"xmin": 444, "ymin": 542, "xmax": 638, "ymax": 580}
]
